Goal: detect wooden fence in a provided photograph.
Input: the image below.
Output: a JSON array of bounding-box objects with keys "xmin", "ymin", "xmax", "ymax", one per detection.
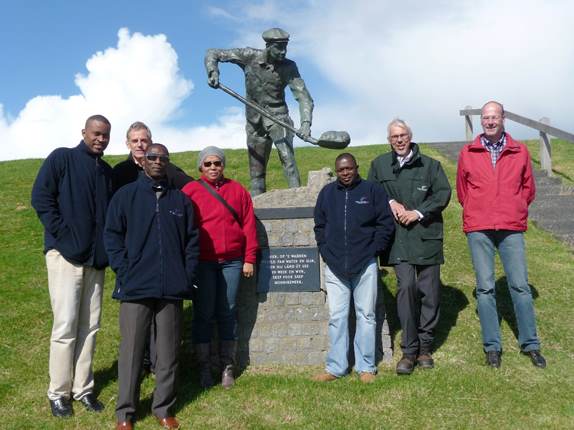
[{"xmin": 460, "ymin": 106, "xmax": 574, "ymax": 176}]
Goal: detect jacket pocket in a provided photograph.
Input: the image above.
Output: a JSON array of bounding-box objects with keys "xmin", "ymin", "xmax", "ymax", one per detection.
[
  {"xmin": 55, "ymin": 224, "xmax": 89, "ymax": 261},
  {"xmin": 419, "ymin": 222, "xmax": 443, "ymax": 240},
  {"xmin": 124, "ymin": 253, "xmax": 142, "ymax": 284}
]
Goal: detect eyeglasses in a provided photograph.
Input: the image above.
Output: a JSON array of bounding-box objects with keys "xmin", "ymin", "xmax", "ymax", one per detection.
[
  {"xmin": 203, "ymin": 160, "xmax": 223, "ymax": 167},
  {"xmin": 145, "ymin": 154, "xmax": 170, "ymax": 162},
  {"xmin": 389, "ymin": 133, "xmax": 410, "ymax": 142}
]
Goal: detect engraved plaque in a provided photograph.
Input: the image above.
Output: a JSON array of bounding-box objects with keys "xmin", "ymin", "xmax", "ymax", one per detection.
[{"xmin": 257, "ymin": 247, "xmax": 320, "ymax": 293}]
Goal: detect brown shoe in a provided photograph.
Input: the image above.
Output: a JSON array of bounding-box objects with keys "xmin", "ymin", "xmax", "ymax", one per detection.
[
  {"xmin": 312, "ymin": 372, "xmax": 338, "ymax": 382},
  {"xmin": 396, "ymin": 354, "xmax": 416, "ymax": 375},
  {"xmin": 116, "ymin": 421, "xmax": 133, "ymax": 430},
  {"xmin": 157, "ymin": 416, "xmax": 180, "ymax": 429},
  {"xmin": 417, "ymin": 353, "xmax": 434, "ymax": 369},
  {"xmin": 359, "ymin": 372, "xmax": 376, "ymax": 383}
]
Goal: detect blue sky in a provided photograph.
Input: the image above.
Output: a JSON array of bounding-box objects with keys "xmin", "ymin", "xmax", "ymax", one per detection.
[{"xmin": 1, "ymin": 0, "xmax": 573, "ymax": 160}]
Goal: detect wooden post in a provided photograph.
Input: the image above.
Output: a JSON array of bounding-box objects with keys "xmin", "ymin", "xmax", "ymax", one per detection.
[
  {"xmin": 465, "ymin": 105, "xmax": 474, "ymax": 142},
  {"xmin": 539, "ymin": 117, "xmax": 552, "ymax": 176}
]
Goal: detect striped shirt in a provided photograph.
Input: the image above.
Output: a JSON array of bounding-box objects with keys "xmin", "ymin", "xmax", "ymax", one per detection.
[{"xmin": 481, "ymin": 132, "xmax": 506, "ymax": 167}]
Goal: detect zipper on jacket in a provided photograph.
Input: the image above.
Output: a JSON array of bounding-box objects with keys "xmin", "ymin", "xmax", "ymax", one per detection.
[
  {"xmin": 156, "ymin": 194, "xmax": 164, "ymax": 295},
  {"xmin": 344, "ymin": 189, "xmax": 349, "ymax": 274}
]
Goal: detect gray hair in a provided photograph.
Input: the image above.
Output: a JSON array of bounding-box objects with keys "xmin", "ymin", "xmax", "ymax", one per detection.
[
  {"xmin": 387, "ymin": 118, "xmax": 413, "ymax": 139},
  {"xmin": 126, "ymin": 121, "xmax": 152, "ymax": 141}
]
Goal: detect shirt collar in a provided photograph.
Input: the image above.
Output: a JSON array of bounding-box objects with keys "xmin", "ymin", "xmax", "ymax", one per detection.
[
  {"xmin": 481, "ymin": 132, "xmax": 506, "ymax": 149},
  {"xmin": 396, "ymin": 149, "xmax": 414, "ymax": 168}
]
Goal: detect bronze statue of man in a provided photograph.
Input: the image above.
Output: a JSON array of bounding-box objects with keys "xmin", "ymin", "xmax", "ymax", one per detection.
[{"xmin": 205, "ymin": 28, "xmax": 314, "ymax": 195}]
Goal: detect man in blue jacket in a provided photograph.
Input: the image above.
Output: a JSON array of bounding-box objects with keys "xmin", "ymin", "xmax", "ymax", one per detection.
[
  {"xmin": 31, "ymin": 114, "xmax": 113, "ymax": 418},
  {"xmin": 104, "ymin": 143, "xmax": 199, "ymax": 430},
  {"xmin": 313, "ymin": 153, "xmax": 394, "ymax": 383},
  {"xmin": 112, "ymin": 121, "xmax": 193, "ymax": 377}
]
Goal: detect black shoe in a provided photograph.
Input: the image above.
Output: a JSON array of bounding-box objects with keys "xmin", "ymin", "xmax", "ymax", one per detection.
[
  {"xmin": 485, "ymin": 350, "xmax": 501, "ymax": 368},
  {"xmin": 78, "ymin": 393, "xmax": 104, "ymax": 412},
  {"xmin": 49, "ymin": 397, "xmax": 73, "ymax": 418},
  {"xmin": 396, "ymin": 354, "xmax": 416, "ymax": 375},
  {"xmin": 523, "ymin": 350, "xmax": 547, "ymax": 368}
]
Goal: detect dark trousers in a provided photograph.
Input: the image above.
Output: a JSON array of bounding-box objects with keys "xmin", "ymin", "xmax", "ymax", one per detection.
[
  {"xmin": 143, "ymin": 320, "xmax": 156, "ymax": 372},
  {"xmin": 394, "ymin": 263, "xmax": 441, "ymax": 355},
  {"xmin": 192, "ymin": 260, "xmax": 243, "ymax": 344},
  {"xmin": 116, "ymin": 299, "xmax": 182, "ymax": 422}
]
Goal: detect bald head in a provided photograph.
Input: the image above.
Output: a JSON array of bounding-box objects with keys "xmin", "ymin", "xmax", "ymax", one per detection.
[{"xmin": 480, "ymin": 101, "xmax": 505, "ymax": 143}]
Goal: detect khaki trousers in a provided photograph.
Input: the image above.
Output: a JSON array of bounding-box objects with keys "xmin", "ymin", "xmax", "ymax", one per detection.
[{"xmin": 45, "ymin": 249, "xmax": 104, "ymax": 400}]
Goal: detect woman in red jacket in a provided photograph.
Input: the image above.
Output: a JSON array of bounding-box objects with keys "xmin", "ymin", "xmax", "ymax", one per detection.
[{"xmin": 182, "ymin": 146, "xmax": 258, "ymax": 389}]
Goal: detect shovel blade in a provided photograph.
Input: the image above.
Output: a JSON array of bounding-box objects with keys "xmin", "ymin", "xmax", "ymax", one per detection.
[{"xmin": 315, "ymin": 131, "xmax": 351, "ymax": 149}]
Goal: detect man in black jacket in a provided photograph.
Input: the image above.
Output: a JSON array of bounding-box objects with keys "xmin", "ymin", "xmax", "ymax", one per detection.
[
  {"xmin": 31, "ymin": 115, "xmax": 113, "ymax": 418},
  {"xmin": 112, "ymin": 121, "xmax": 192, "ymax": 192},
  {"xmin": 312, "ymin": 153, "xmax": 394, "ymax": 383},
  {"xmin": 105, "ymin": 144, "xmax": 199, "ymax": 430}
]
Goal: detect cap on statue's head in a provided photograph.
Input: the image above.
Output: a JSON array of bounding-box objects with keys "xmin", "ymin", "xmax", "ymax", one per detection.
[{"xmin": 262, "ymin": 28, "xmax": 290, "ymax": 43}]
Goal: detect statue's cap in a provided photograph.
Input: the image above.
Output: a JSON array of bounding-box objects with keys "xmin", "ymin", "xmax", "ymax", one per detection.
[{"xmin": 262, "ymin": 28, "xmax": 290, "ymax": 43}]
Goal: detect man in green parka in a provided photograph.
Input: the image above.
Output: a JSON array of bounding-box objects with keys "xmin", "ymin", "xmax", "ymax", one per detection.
[{"xmin": 368, "ymin": 118, "xmax": 451, "ymax": 375}]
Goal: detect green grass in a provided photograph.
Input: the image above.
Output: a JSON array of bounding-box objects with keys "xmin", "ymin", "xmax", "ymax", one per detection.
[
  {"xmin": 1, "ymin": 144, "xmax": 573, "ymax": 429},
  {"xmin": 526, "ymin": 138, "xmax": 574, "ymax": 184}
]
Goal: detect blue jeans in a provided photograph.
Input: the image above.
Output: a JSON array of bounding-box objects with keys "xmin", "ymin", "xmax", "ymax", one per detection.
[
  {"xmin": 467, "ymin": 231, "xmax": 540, "ymax": 352},
  {"xmin": 324, "ymin": 259, "xmax": 378, "ymax": 376},
  {"xmin": 192, "ymin": 259, "xmax": 243, "ymax": 344}
]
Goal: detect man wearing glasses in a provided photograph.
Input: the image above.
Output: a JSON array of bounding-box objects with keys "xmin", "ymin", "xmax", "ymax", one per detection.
[
  {"xmin": 112, "ymin": 121, "xmax": 193, "ymax": 377},
  {"xmin": 368, "ymin": 119, "xmax": 451, "ymax": 375},
  {"xmin": 105, "ymin": 144, "xmax": 199, "ymax": 430},
  {"xmin": 457, "ymin": 101, "xmax": 546, "ymax": 369}
]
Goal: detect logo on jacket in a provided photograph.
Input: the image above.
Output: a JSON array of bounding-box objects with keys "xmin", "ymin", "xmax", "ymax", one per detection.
[
  {"xmin": 169, "ymin": 209, "xmax": 184, "ymax": 217},
  {"xmin": 417, "ymin": 185, "xmax": 429, "ymax": 192},
  {"xmin": 355, "ymin": 196, "xmax": 370, "ymax": 205}
]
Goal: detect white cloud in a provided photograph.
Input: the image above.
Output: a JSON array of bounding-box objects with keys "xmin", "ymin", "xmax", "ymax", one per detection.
[{"xmin": 0, "ymin": 28, "xmax": 248, "ymax": 161}]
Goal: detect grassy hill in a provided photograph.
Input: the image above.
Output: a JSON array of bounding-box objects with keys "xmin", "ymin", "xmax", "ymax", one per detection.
[{"xmin": 1, "ymin": 144, "xmax": 573, "ymax": 429}]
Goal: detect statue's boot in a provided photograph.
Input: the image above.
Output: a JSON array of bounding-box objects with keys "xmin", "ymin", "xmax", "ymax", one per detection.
[{"xmin": 250, "ymin": 177, "xmax": 266, "ymax": 196}]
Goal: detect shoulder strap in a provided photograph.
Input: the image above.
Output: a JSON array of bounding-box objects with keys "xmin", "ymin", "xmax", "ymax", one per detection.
[{"xmin": 198, "ymin": 179, "xmax": 241, "ymax": 225}]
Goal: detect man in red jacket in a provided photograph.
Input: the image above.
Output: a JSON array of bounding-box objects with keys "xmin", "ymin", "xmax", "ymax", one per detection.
[{"xmin": 457, "ymin": 101, "xmax": 546, "ymax": 369}]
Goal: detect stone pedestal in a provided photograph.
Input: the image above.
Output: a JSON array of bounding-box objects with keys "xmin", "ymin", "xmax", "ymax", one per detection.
[{"xmin": 236, "ymin": 169, "xmax": 392, "ymax": 367}]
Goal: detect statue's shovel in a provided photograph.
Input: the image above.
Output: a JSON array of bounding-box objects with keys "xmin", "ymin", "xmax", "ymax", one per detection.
[{"xmin": 217, "ymin": 83, "xmax": 351, "ymax": 149}]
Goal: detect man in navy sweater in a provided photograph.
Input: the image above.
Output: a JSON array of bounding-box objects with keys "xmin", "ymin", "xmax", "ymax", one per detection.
[
  {"xmin": 313, "ymin": 153, "xmax": 394, "ymax": 383},
  {"xmin": 105, "ymin": 144, "xmax": 199, "ymax": 430},
  {"xmin": 31, "ymin": 115, "xmax": 113, "ymax": 418}
]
